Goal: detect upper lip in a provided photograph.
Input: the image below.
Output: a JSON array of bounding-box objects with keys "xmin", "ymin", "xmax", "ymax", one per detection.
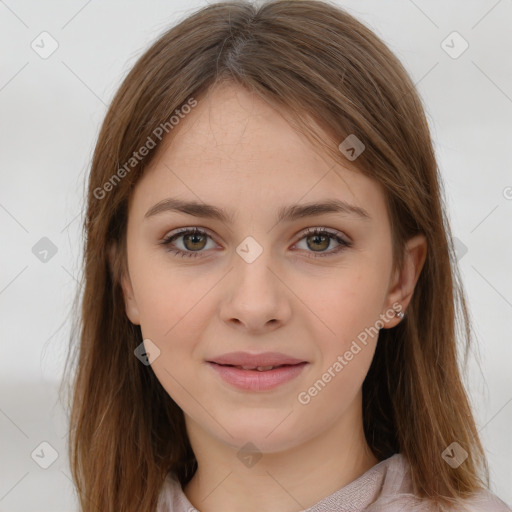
[{"xmin": 207, "ymin": 351, "xmax": 307, "ymax": 367}]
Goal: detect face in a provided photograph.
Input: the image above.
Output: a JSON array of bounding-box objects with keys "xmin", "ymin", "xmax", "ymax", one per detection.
[{"xmin": 119, "ymin": 82, "xmax": 425, "ymax": 454}]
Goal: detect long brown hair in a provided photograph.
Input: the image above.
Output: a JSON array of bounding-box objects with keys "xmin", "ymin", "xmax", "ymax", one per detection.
[{"xmin": 61, "ymin": 1, "xmax": 490, "ymax": 510}]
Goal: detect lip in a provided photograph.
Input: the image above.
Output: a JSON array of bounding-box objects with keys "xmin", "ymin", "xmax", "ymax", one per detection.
[
  {"xmin": 207, "ymin": 361, "xmax": 308, "ymax": 391},
  {"xmin": 207, "ymin": 351, "xmax": 307, "ymax": 367}
]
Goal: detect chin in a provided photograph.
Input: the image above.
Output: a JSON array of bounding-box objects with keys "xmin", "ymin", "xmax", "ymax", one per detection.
[{"xmin": 210, "ymin": 414, "xmax": 307, "ymax": 454}]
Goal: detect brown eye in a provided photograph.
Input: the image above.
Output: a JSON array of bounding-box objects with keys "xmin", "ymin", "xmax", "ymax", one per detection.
[
  {"xmin": 294, "ymin": 227, "xmax": 352, "ymax": 258},
  {"xmin": 182, "ymin": 231, "xmax": 207, "ymax": 251},
  {"xmin": 161, "ymin": 228, "xmax": 214, "ymax": 258},
  {"xmin": 306, "ymin": 233, "xmax": 330, "ymax": 252},
  {"xmin": 161, "ymin": 226, "xmax": 351, "ymax": 260}
]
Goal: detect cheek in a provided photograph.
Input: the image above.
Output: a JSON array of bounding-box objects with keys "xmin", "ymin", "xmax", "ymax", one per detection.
[
  {"xmin": 296, "ymin": 275, "xmax": 383, "ymax": 421},
  {"xmin": 130, "ymin": 248, "xmax": 213, "ymax": 341},
  {"xmin": 308, "ymin": 267, "xmax": 388, "ymax": 345},
  {"xmin": 138, "ymin": 292, "xmax": 211, "ymax": 368},
  {"xmin": 131, "ymin": 267, "xmax": 219, "ymax": 411},
  {"xmin": 133, "ymin": 273, "xmax": 211, "ymax": 411}
]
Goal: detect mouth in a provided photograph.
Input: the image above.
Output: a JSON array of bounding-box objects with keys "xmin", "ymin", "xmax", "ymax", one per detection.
[
  {"xmin": 210, "ymin": 362, "xmax": 303, "ymax": 371},
  {"xmin": 206, "ymin": 361, "xmax": 308, "ymax": 391}
]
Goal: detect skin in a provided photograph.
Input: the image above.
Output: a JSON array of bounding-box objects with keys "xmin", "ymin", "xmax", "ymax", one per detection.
[{"xmin": 118, "ymin": 82, "xmax": 427, "ymax": 512}]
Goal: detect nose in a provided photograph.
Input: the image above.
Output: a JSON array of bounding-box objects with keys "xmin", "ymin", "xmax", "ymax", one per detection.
[{"xmin": 219, "ymin": 248, "xmax": 292, "ymax": 334}]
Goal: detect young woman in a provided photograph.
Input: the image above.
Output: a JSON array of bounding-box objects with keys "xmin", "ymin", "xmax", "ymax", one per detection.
[{"xmin": 63, "ymin": 1, "xmax": 511, "ymax": 511}]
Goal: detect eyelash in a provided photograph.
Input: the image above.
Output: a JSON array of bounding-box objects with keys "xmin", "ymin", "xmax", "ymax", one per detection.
[{"xmin": 160, "ymin": 227, "xmax": 352, "ymax": 259}]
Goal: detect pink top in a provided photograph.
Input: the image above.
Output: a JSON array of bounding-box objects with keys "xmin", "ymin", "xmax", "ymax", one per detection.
[{"xmin": 156, "ymin": 453, "xmax": 511, "ymax": 511}]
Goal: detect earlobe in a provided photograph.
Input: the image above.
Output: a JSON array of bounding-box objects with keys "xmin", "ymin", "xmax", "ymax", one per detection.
[
  {"xmin": 381, "ymin": 234, "xmax": 427, "ymax": 329},
  {"xmin": 108, "ymin": 243, "xmax": 141, "ymax": 326}
]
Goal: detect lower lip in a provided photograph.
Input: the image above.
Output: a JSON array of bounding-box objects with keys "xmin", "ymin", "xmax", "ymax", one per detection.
[{"xmin": 207, "ymin": 362, "xmax": 308, "ymax": 391}]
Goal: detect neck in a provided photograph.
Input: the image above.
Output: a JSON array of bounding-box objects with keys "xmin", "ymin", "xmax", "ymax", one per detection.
[{"xmin": 183, "ymin": 398, "xmax": 379, "ymax": 512}]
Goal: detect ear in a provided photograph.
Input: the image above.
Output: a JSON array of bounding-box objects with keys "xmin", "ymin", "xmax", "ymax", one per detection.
[
  {"xmin": 108, "ymin": 243, "xmax": 141, "ymax": 326},
  {"xmin": 380, "ymin": 234, "xmax": 427, "ymax": 329}
]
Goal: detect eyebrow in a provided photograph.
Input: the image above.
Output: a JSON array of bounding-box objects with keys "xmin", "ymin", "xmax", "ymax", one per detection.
[{"xmin": 144, "ymin": 198, "xmax": 371, "ymax": 223}]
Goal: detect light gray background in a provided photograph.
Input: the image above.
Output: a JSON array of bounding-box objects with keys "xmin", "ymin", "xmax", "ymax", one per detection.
[{"xmin": 1, "ymin": 0, "xmax": 511, "ymax": 510}]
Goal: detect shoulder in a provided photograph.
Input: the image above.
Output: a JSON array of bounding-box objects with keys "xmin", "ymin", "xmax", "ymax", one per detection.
[
  {"xmin": 155, "ymin": 460, "xmax": 512, "ymax": 512},
  {"xmin": 156, "ymin": 473, "xmax": 198, "ymax": 512},
  {"xmin": 456, "ymin": 488, "xmax": 512, "ymax": 512},
  {"xmin": 368, "ymin": 453, "xmax": 511, "ymax": 512}
]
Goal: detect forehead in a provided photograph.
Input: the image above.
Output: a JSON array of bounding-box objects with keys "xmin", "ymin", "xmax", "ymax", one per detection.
[{"xmin": 129, "ymin": 83, "xmax": 388, "ymax": 224}]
